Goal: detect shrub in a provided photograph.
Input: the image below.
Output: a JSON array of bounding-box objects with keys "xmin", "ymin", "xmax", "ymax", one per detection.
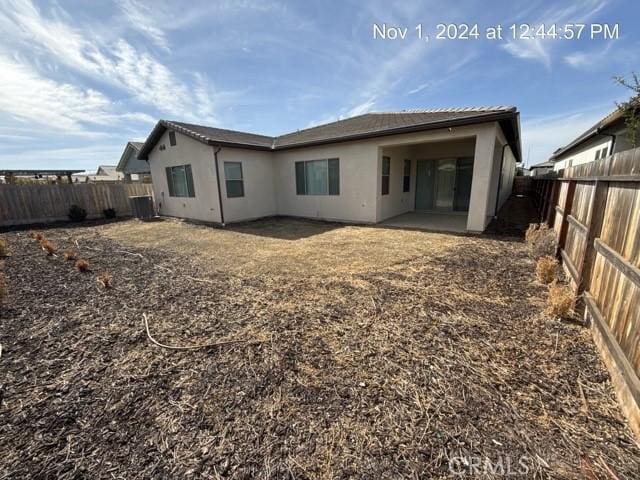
[
  {"xmin": 0, "ymin": 272, "xmax": 6, "ymax": 303},
  {"xmin": 63, "ymin": 248, "xmax": 78, "ymax": 261},
  {"xmin": 536, "ymin": 256, "xmax": 558, "ymax": 284},
  {"xmin": 546, "ymin": 281, "xmax": 575, "ymax": 319},
  {"xmin": 30, "ymin": 230, "xmax": 45, "ymax": 241},
  {"xmin": 0, "ymin": 237, "xmax": 7, "ymax": 257},
  {"xmin": 103, "ymin": 208, "xmax": 117, "ymax": 219},
  {"xmin": 68, "ymin": 204, "xmax": 87, "ymax": 222},
  {"xmin": 40, "ymin": 239, "xmax": 57, "ymax": 256},
  {"xmin": 526, "ymin": 223, "xmax": 557, "ymax": 259},
  {"xmin": 97, "ymin": 271, "xmax": 113, "ymax": 288},
  {"xmin": 75, "ymin": 259, "xmax": 90, "ymax": 272}
]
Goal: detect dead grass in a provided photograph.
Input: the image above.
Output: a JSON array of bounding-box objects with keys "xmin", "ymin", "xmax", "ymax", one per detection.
[
  {"xmin": 526, "ymin": 223, "xmax": 557, "ymax": 259},
  {"xmin": 63, "ymin": 248, "xmax": 78, "ymax": 261},
  {"xmin": 546, "ymin": 281, "xmax": 576, "ymax": 318},
  {"xmin": 97, "ymin": 271, "xmax": 112, "ymax": 288},
  {"xmin": 75, "ymin": 258, "xmax": 89, "ymax": 271},
  {"xmin": 39, "ymin": 239, "xmax": 57, "ymax": 256},
  {"xmin": 536, "ymin": 255, "xmax": 559, "ymax": 284},
  {"xmin": 0, "ymin": 236, "xmax": 8, "ymax": 257}
]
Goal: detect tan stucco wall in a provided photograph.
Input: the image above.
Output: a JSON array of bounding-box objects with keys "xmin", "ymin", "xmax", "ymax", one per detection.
[{"xmin": 148, "ymin": 129, "xmax": 222, "ymax": 223}]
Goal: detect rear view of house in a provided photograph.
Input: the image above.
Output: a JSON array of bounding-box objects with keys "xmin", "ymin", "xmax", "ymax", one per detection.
[{"xmin": 137, "ymin": 107, "xmax": 521, "ymax": 233}]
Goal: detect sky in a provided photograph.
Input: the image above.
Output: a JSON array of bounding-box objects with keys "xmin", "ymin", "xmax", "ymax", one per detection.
[{"xmin": 0, "ymin": 0, "xmax": 638, "ymax": 172}]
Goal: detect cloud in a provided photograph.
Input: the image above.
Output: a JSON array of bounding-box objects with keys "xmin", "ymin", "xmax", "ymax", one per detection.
[
  {"xmin": 501, "ymin": 0, "xmax": 610, "ymax": 68},
  {"xmin": 521, "ymin": 104, "xmax": 613, "ymax": 166},
  {"xmin": 0, "ymin": 144, "xmax": 126, "ymax": 171},
  {"xmin": 407, "ymin": 82, "xmax": 430, "ymax": 95},
  {"xmin": 117, "ymin": 0, "xmax": 169, "ymax": 50},
  {"xmin": 0, "ymin": 0, "xmax": 217, "ymax": 122}
]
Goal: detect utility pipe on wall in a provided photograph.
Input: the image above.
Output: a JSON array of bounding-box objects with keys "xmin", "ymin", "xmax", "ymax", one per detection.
[{"xmin": 212, "ymin": 146, "xmax": 225, "ymax": 226}]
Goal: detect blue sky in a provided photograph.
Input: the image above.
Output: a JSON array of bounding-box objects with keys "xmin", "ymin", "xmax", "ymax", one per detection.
[{"xmin": 0, "ymin": 0, "xmax": 638, "ymax": 172}]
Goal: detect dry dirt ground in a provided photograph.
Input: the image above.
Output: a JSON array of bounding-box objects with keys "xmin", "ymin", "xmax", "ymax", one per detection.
[{"xmin": 1, "ymin": 217, "xmax": 639, "ymax": 479}]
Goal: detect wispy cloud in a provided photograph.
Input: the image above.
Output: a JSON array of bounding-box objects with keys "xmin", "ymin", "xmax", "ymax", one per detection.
[
  {"xmin": 501, "ymin": 0, "xmax": 610, "ymax": 68},
  {"xmin": 0, "ymin": 0, "xmax": 217, "ymax": 122},
  {"xmin": 407, "ymin": 81, "xmax": 430, "ymax": 95},
  {"xmin": 521, "ymin": 103, "xmax": 613, "ymax": 166},
  {"xmin": 117, "ymin": 0, "xmax": 170, "ymax": 50}
]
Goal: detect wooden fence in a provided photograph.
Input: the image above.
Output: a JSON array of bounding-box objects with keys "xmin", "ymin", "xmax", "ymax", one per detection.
[
  {"xmin": 0, "ymin": 183, "xmax": 153, "ymax": 227},
  {"xmin": 532, "ymin": 146, "xmax": 640, "ymax": 438}
]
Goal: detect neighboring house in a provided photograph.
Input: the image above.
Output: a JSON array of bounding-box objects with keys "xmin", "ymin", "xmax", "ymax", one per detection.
[
  {"xmin": 529, "ymin": 161, "xmax": 555, "ymax": 176},
  {"xmin": 137, "ymin": 107, "xmax": 521, "ymax": 233},
  {"xmin": 116, "ymin": 141, "xmax": 151, "ymax": 183},
  {"xmin": 551, "ymin": 108, "xmax": 638, "ymax": 172},
  {"xmin": 73, "ymin": 165, "xmax": 124, "ymax": 183}
]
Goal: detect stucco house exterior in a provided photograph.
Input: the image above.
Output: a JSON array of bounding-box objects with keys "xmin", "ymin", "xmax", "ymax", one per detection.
[
  {"xmin": 137, "ymin": 107, "xmax": 521, "ymax": 233},
  {"xmin": 551, "ymin": 109, "xmax": 637, "ymax": 172},
  {"xmin": 116, "ymin": 141, "xmax": 151, "ymax": 183}
]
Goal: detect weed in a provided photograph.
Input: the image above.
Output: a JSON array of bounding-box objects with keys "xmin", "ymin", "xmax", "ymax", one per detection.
[
  {"xmin": 63, "ymin": 249, "xmax": 78, "ymax": 261},
  {"xmin": 526, "ymin": 223, "xmax": 557, "ymax": 259},
  {"xmin": 97, "ymin": 271, "xmax": 113, "ymax": 288},
  {"xmin": 546, "ymin": 281, "xmax": 575, "ymax": 319},
  {"xmin": 536, "ymin": 256, "xmax": 558, "ymax": 284},
  {"xmin": 75, "ymin": 259, "xmax": 90, "ymax": 272},
  {"xmin": 40, "ymin": 239, "xmax": 57, "ymax": 256},
  {"xmin": 68, "ymin": 204, "xmax": 87, "ymax": 222},
  {"xmin": 0, "ymin": 237, "xmax": 7, "ymax": 257}
]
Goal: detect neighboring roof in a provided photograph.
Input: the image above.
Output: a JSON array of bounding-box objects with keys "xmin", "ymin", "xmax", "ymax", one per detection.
[
  {"xmin": 550, "ymin": 108, "xmax": 624, "ymax": 160},
  {"xmin": 531, "ymin": 161, "xmax": 554, "ymax": 168},
  {"xmin": 116, "ymin": 141, "xmax": 147, "ymax": 172},
  {"xmin": 138, "ymin": 106, "xmax": 521, "ymax": 161}
]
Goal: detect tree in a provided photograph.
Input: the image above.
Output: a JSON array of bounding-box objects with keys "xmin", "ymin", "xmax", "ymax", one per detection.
[{"xmin": 614, "ymin": 72, "xmax": 640, "ymax": 148}]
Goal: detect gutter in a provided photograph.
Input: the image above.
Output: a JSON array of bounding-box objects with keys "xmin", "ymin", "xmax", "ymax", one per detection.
[{"xmin": 212, "ymin": 146, "xmax": 225, "ymax": 226}]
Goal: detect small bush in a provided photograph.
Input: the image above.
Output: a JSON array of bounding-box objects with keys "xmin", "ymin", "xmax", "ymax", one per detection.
[
  {"xmin": 68, "ymin": 204, "xmax": 87, "ymax": 222},
  {"xmin": 546, "ymin": 281, "xmax": 575, "ymax": 319},
  {"xmin": 40, "ymin": 239, "xmax": 57, "ymax": 256},
  {"xmin": 0, "ymin": 272, "xmax": 6, "ymax": 303},
  {"xmin": 103, "ymin": 208, "xmax": 117, "ymax": 219},
  {"xmin": 97, "ymin": 271, "xmax": 113, "ymax": 288},
  {"xmin": 30, "ymin": 230, "xmax": 45, "ymax": 242},
  {"xmin": 536, "ymin": 255, "xmax": 558, "ymax": 284},
  {"xmin": 63, "ymin": 248, "xmax": 78, "ymax": 261},
  {"xmin": 0, "ymin": 237, "xmax": 8, "ymax": 257},
  {"xmin": 75, "ymin": 259, "xmax": 90, "ymax": 272},
  {"xmin": 526, "ymin": 223, "xmax": 557, "ymax": 259}
]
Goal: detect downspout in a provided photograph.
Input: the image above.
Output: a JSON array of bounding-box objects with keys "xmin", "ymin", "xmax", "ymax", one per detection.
[
  {"xmin": 493, "ymin": 143, "xmax": 508, "ymax": 218},
  {"xmin": 212, "ymin": 146, "xmax": 225, "ymax": 226}
]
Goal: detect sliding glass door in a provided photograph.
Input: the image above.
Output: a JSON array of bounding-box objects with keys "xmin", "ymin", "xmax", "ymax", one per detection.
[{"xmin": 415, "ymin": 157, "xmax": 473, "ymax": 212}]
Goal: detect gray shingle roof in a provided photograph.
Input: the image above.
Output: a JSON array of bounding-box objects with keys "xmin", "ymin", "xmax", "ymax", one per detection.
[{"xmin": 138, "ymin": 106, "xmax": 519, "ymax": 159}]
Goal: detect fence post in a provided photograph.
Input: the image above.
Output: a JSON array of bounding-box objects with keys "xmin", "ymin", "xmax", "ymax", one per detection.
[
  {"xmin": 556, "ymin": 180, "xmax": 576, "ymax": 256},
  {"xmin": 577, "ymin": 180, "xmax": 609, "ymax": 297}
]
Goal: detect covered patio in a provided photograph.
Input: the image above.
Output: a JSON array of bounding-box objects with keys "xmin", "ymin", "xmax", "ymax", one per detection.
[{"xmin": 381, "ymin": 211, "xmax": 468, "ymax": 233}]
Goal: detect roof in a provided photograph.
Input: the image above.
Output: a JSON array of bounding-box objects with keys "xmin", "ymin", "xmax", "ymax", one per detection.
[
  {"xmin": 116, "ymin": 141, "xmax": 147, "ymax": 172},
  {"xmin": 531, "ymin": 161, "xmax": 555, "ymax": 168},
  {"xmin": 138, "ymin": 106, "xmax": 521, "ymax": 161},
  {"xmin": 550, "ymin": 108, "xmax": 624, "ymax": 160}
]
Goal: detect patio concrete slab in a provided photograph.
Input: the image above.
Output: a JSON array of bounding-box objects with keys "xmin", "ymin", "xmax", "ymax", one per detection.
[{"xmin": 381, "ymin": 212, "xmax": 468, "ymax": 233}]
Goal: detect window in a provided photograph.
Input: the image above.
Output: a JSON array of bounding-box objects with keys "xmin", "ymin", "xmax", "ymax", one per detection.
[
  {"xmin": 224, "ymin": 162, "xmax": 244, "ymax": 198},
  {"xmin": 403, "ymin": 159, "xmax": 411, "ymax": 192},
  {"xmin": 594, "ymin": 150, "xmax": 601, "ymax": 161},
  {"xmin": 295, "ymin": 158, "xmax": 339, "ymax": 195},
  {"xmin": 601, "ymin": 147, "xmax": 609, "ymax": 159},
  {"xmin": 165, "ymin": 165, "xmax": 195, "ymax": 197},
  {"xmin": 382, "ymin": 156, "xmax": 390, "ymax": 195},
  {"xmin": 169, "ymin": 131, "xmax": 177, "ymax": 146}
]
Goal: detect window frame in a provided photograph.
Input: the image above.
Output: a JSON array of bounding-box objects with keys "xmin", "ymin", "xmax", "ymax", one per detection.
[
  {"xmin": 295, "ymin": 158, "xmax": 340, "ymax": 196},
  {"xmin": 403, "ymin": 159, "xmax": 411, "ymax": 192},
  {"xmin": 381, "ymin": 156, "xmax": 391, "ymax": 195},
  {"xmin": 224, "ymin": 161, "xmax": 245, "ymax": 198},
  {"xmin": 165, "ymin": 164, "xmax": 195, "ymax": 198}
]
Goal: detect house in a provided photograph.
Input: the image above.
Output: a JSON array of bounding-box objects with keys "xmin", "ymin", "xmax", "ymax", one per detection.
[
  {"xmin": 529, "ymin": 161, "xmax": 555, "ymax": 176},
  {"xmin": 137, "ymin": 107, "xmax": 521, "ymax": 233},
  {"xmin": 116, "ymin": 141, "xmax": 151, "ymax": 183},
  {"xmin": 550, "ymin": 108, "xmax": 637, "ymax": 172},
  {"xmin": 72, "ymin": 165, "xmax": 124, "ymax": 183}
]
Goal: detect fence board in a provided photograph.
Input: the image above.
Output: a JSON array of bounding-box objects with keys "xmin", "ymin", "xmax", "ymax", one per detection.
[
  {"xmin": 532, "ymin": 146, "xmax": 640, "ymax": 438},
  {"xmin": 0, "ymin": 183, "xmax": 153, "ymax": 227}
]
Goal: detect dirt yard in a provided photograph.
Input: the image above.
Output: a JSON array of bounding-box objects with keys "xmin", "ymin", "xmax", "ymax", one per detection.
[{"xmin": 1, "ymin": 217, "xmax": 638, "ymax": 479}]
